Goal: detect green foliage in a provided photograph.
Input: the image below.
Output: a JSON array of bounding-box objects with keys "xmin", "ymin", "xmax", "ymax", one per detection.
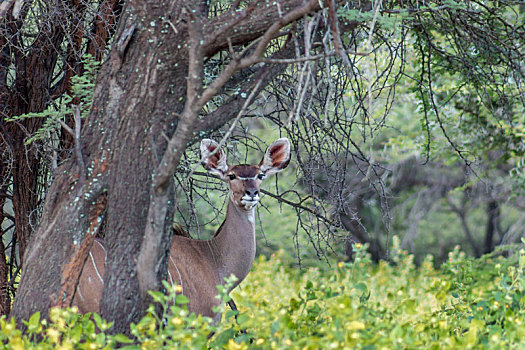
[
  {"xmin": 0, "ymin": 306, "xmax": 114, "ymax": 349},
  {"xmin": 6, "ymin": 55, "xmax": 100, "ymax": 145},
  {"xmin": 407, "ymin": 1, "xmax": 525, "ymax": 173},
  {"xmin": 4, "ymin": 241, "xmax": 525, "ymax": 348},
  {"xmin": 334, "ymin": 2, "xmax": 525, "ymax": 263},
  {"xmin": 125, "ymin": 280, "xmax": 217, "ymax": 350}
]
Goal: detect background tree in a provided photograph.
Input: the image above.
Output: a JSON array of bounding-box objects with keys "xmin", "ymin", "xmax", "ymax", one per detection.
[{"xmin": 0, "ymin": 0, "xmax": 123, "ymax": 316}]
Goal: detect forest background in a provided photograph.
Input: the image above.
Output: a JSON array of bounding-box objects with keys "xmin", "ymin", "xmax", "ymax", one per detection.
[{"xmin": 0, "ymin": 0, "xmax": 524, "ymax": 347}]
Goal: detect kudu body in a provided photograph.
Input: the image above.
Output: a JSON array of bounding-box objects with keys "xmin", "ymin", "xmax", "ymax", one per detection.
[{"xmin": 72, "ymin": 138, "xmax": 291, "ymax": 320}]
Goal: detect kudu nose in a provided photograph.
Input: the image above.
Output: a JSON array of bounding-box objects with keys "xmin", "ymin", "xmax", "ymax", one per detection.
[{"xmin": 245, "ymin": 189, "xmax": 259, "ymax": 198}]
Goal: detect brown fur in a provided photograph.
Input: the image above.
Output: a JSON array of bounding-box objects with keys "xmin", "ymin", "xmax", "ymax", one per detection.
[{"xmin": 71, "ymin": 239, "xmax": 106, "ymax": 313}]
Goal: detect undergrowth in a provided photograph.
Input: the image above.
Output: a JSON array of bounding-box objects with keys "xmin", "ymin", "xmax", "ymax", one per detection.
[{"xmin": 2, "ymin": 237, "xmax": 525, "ymax": 349}]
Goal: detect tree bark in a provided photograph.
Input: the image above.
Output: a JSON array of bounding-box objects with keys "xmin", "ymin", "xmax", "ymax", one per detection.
[
  {"xmin": 1, "ymin": 0, "xmax": 123, "ymax": 319},
  {"xmin": 0, "ymin": 169, "xmax": 11, "ymax": 315}
]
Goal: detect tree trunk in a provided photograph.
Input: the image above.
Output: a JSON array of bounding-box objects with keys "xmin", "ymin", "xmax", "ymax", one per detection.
[
  {"xmin": 0, "ymin": 0, "xmax": 113, "ymax": 318},
  {"xmin": 11, "ymin": 1, "xmax": 186, "ymax": 331},
  {"xmin": 484, "ymin": 200, "xmax": 500, "ymax": 254}
]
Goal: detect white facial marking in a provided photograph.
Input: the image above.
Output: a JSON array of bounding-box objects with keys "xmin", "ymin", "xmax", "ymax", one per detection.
[
  {"xmin": 241, "ymin": 198, "xmax": 259, "ymax": 209},
  {"xmin": 236, "ymin": 175, "xmax": 258, "ymax": 181},
  {"xmin": 241, "ymin": 190, "xmax": 260, "ymax": 209},
  {"xmin": 228, "ymin": 170, "xmax": 264, "ymax": 210}
]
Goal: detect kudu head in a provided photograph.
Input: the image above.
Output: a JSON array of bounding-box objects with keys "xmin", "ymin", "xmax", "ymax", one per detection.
[{"xmin": 200, "ymin": 138, "xmax": 291, "ymax": 211}]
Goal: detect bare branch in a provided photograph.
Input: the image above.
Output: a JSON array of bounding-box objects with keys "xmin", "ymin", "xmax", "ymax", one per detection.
[
  {"xmin": 261, "ymin": 48, "xmax": 370, "ymax": 63},
  {"xmin": 196, "ymin": 0, "xmax": 321, "ymax": 113},
  {"xmin": 0, "ymin": 0, "xmax": 22, "ymax": 19}
]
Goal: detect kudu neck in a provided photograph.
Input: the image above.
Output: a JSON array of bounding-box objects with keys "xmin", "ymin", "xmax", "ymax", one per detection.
[{"xmin": 211, "ymin": 199, "xmax": 256, "ymax": 289}]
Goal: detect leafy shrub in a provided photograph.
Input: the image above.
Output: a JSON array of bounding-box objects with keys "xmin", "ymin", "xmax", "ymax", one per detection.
[{"xmin": 2, "ymin": 240, "xmax": 525, "ymax": 348}]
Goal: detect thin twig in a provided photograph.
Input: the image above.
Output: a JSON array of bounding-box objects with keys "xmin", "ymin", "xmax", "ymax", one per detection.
[
  {"xmin": 260, "ymin": 48, "xmax": 369, "ymax": 64},
  {"xmin": 58, "ymin": 120, "xmax": 74, "ymax": 136},
  {"xmin": 195, "ymin": 0, "xmax": 321, "ymax": 112},
  {"xmin": 180, "ymin": 78, "xmax": 264, "ymax": 196},
  {"xmin": 260, "ymin": 188, "xmax": 334, "ymax": 226},
  {"xmin": 191, "ymin": 171, "xmax": 335, "ymax": 226}
]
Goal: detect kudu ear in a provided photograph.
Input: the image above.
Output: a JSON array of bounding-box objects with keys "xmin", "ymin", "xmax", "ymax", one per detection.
[
  {"xmin": 260, "ymin": 138, "xmax": 291, "ymax": 176},
  {"xmin": 200, "ymin": 139, "xmax": 229, "ymax": 179}
]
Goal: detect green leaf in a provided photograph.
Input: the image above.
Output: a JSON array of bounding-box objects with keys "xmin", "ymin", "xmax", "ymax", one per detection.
[
  {"xmin": 305, "ymin": 280, "xmax": 314, "ymax": 289},
  {"xmin": 236, "ymin": 314, "xmax": 249, "ymax": 326},
  {"xmin": 118, "ymin": 346, "xmax": 141, "ymax": 350},
  {"xmin": 225, "ymin": 310, "xmax": 238, "ymax": 320},
  {"xmin": 148, "ymin": 290, "xmax": 165, "ymax": 303},
  {"xmin": 114, "ymin": 333, "xmax": 134, "ymax": 344},
  {"xmin": 270, "ymin": 320, "xmax": 280, "ymax": 335},
  {"xmin": 26, "ymin": 311, "xmax": 40, "ymax": 333},
  {"xmin": 210, "ymin": 328, "xmax": 235, "ymax": 347},
  {"xmin": 175, "ymin": 294, "xmax": 189, "ymax": 305},
  {"xmin": 93, "ymin": 312, "xmax": 103, "ymax": 329}
]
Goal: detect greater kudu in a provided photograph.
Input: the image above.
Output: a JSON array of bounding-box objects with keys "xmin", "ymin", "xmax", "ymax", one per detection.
[{"xmin": 72, "ymin": 138, "xmax": 291, "ymax": 320}]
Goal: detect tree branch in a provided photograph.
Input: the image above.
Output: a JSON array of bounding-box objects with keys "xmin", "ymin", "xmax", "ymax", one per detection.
[
  {"xmin": 138, "ymin": 2, "xmax": 207, "ymax": 298},
  {"xmin": 203, "ymin": 0, "xmax": 323, "ymax": 57}
]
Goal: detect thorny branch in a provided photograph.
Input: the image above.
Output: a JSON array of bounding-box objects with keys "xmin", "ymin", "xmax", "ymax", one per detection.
[{"xmin": 178, "ymin": 0, "xmax": 525, "ymax": 263}]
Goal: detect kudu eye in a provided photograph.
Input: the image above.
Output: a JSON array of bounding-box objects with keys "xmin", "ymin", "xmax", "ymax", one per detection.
[
  {"xmin": 257, "ymin": 173, "xmax": 265, "ymax": 180},
  {"xmin": 228, "ymin": 174, "xmax": 236, "ymax": 180}
]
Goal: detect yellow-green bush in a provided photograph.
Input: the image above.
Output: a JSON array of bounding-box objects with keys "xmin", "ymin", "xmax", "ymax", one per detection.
[{"xmin": 2, "ymin": 240, "xmax": 525, "ymax": 349}]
